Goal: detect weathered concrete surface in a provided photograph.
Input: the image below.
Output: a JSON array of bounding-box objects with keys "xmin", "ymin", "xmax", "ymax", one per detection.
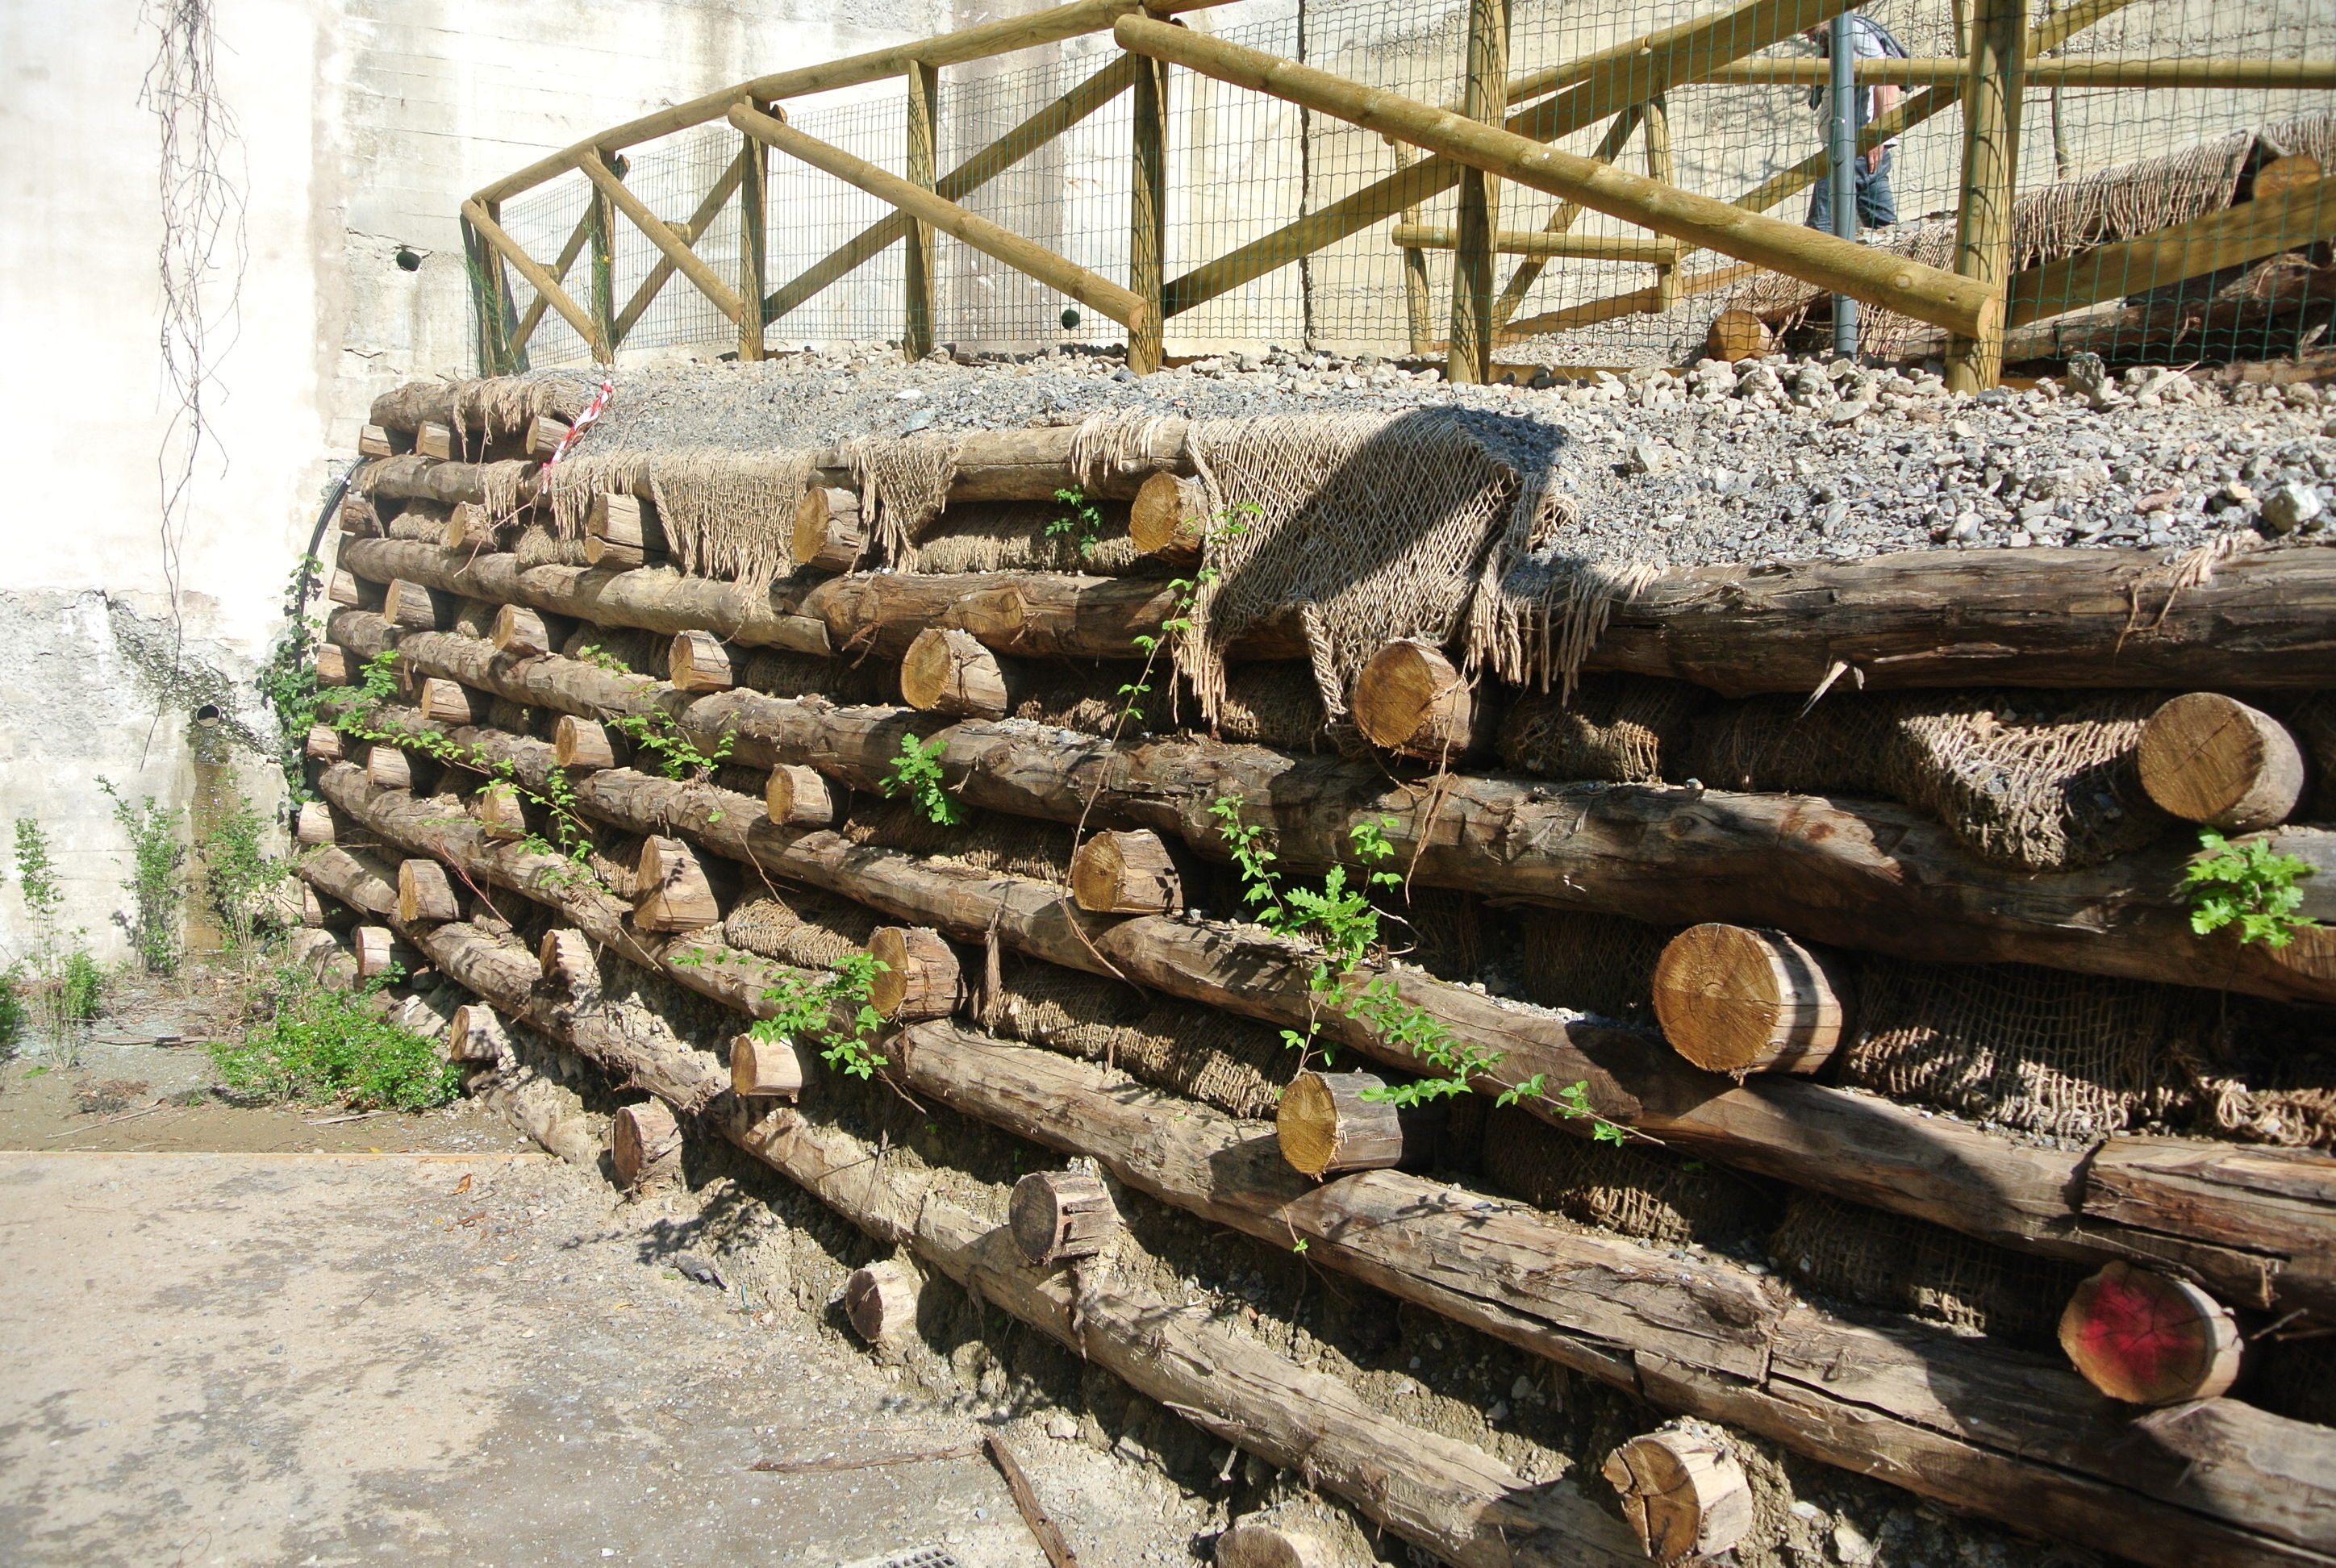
[{"xmin": 0, "ymin": 1151, "xmax": 1054, "ymax": 1567}]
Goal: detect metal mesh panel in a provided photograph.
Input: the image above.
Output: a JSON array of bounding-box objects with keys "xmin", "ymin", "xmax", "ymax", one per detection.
[{"xmin": 483, "ymin": 0, "xmax": 2335, "ymax": 372}]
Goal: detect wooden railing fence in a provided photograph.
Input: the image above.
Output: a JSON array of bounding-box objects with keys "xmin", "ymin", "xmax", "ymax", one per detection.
[{"xmin": 459, "ymin": 0, "xmax": 2336, "ymax": 390}]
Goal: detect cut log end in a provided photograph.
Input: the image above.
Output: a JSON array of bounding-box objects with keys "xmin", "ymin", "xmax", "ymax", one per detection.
[
  {"xmin": 338, "ymin": 494, "xmax": 382, "ymax": 537},
  {"xmin": 2059, "ymin": 1261, "xmax": 2243, "ymax": 1406},
  {"xmin": 1008, "ymin": 1170, "xmax": 1120, "ymax": 1266},
  {"xmin": 899, "ymin": 626, "xmax": 1011, "ymax": 719},
  {"xmin": 304, "ymin": 724, "xmax": 344, "ymax": 762},
  {"xmin": 415, "ymin": 420, "xmax": 456, "ymax": 461},
  {"xmin": 670, "ymin": 628, "xmax": 735, "ymax": 694},
  {"xmin": 383, "ymin": 578, "xmax": 444, "ymax": 631},
  {"xmin": 843, "ymin": 1257, "xmax": 920, "ymax": 1345},
  {"xmin": 2138, "ymin": 692, "xmax": 2305, "ymax": 832},
  {"xmin": 731, "ymin": 1032, "xmax": 807, "ymax": 1099},
  {"xmin": 1351, "ymin": 640, "xmax": 1479, "ymax": 758},
  {"xmin": 2255, "ymin": 153, "xmax": 2324, "ymax": 201},
  {"xmin": 294, "ymin": 802, "xmax": 336, "ymax": 846},
  {"xmin": 1651, "ymin": 924, "xmax": 1849, "ymax": 1076},
  {"xmin": 1128, "ymin": 471, "xmax": 1209, "ymax": 563},
  {"xmin": 1277, "ymin": 1070, "xmax": 1406, "ymax": 1178},
  {"xmin": 1705, "ymin": 307, "xmax": 1771, "ymax": 364},
  {"xmin": 418, "ymin": 678, "xmax": 477, "ymax": 725},
  {"xmin": 635, "ymin": 836, "xmax": 721, "ymax": 932},
  {"xmin": 868, "ymin": 926, "xmax": 962, "ymax": 1022},
  {"xmin": 327, "ymin": 570, "xmax": 363, "ymax": 610},
  {"xmin": 396, "ymin": 858, "xmax": 460, "ymax": 925},
  {"xmin": 611, "ymin": 1100, "xmax": 683, "ymax": 1189},
  {"xmin": 315, "ymin": 644, "xmax": 352, "ymax": 686},
  {"xmin": 357, "ymin": 423, "xmax": 394, "ymax": 459},
  {"xmin": 491, "ymin": 603, "xmax": 551, "ymax": 658},
  {"xmin": 765, "ymin": 764, "xmax": 841, "ymax": 828},
  {"xmin": 1070, "ymin": 829, "xmax": 1183, "ymax": 915},
  {"xmin": 352, "ymin": 924, "xmax": 394, "ymax": 979},
  {"xmin": 366, "ymin": 746, "xmax": 415, "ymax": 792},
  {"xmin": 554, "ymin": 715, "xmax": 618, "ymax": 770},
  {"xmin": 473, "ymin": 779, "xmax": 528, "ymax": 841},
  {"xmin": 1214, "ymin": 1524, "xmax": 1325, "ymax": 1568},
  {"xmin": 446, "ymin": 1003, "xmax": 509, "ymax": 1064},
  {"xmin": 792, "ymin": 487, "xmax": 866, "ymax": 573},
  {"xmin": 524, "ymin": 414, "xmax": 570, "ymax": 462},
  {"xmin": 540, "ymin": 928, "xmax": 597, "ymax": 991},
  {"xmin": 1600, "ymin": 1428, "xmax": 1755, "ymax": 1564}
]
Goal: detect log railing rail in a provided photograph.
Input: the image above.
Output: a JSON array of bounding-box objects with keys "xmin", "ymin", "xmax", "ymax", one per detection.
[{"xmin": 461, "ymin": 0, "xmax": 2336, "ymax": 387}]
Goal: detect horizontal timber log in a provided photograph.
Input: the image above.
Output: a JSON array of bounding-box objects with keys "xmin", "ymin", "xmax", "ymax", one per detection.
[
  {"xmin": 340, "ymin": 535, "xmax": 2336, "ymax": 694},
  {"xmin": 305, "ymin": 764, "xmax": 1646, "ymax": 1568},
  {"xmin": 311, "ymin": 761, "xmax": 2336, "ymax": 1568},
  {"xmin": 338, "ymin": 536, "xmax": 1301, "ymax": 663},
  {"xmin": 361, "ymin": 456, "xmax": 538, "ymax": 509},
  {"xmin": 330, "ymin": 703, "xmax": 2336, "ymax": 1317},
  {"xmin": 344, "ymin": 636, "xmax": 2336, "ymax": 1008}
]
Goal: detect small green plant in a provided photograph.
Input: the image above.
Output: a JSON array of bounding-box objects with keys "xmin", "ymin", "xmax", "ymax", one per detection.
[
  {"xmin": 100, "ymin": 779, "xmax": 185, "ymax": 976},
  {"xmin": 2183, "ymin": 828, "xmax": 2317, "ymax": 948},
  {"xmin": 210, "ymin": 964, "xmax": 461, "ymax": 1110},
  {"xmin": 574, "ymin": 644, "xmax": 633, "ymax": 674},
  {"xmin": 1045, "ymin": 487, "xmax": 1106, "ymax": 559},
  {"xmin": 607, "ymin": 709, "xmax": 736, "ymax": 782},
  {"xmin": 1116, "ymin": 503, "xmax": 1255, "ymax": 738},
  {"xmin": 883, "ymin": 732, "xmax": 965, "ymax": 827},
  {"xmin": 12, "ymin": 817, "xmax": 95, "ymax": 1057},
  {"xmin": 751, "ymin": 952, "xmax": 891, "ymax": 1078},
  {"xmin": 1209, "ymin": 792, "xmax": 1635, "ymax": 1140},
  {"xmin": 60, "ymin": 951, "xmax": 102, "ymax": 1025},
  {"xmin": 0, "ymin": 970, "xmax": 26, "ymax": 1057},
  {"xmin": 201, "ymin": 794, "xmax": 284, "ymax": 958},
  {"xmin": 259, "ymin": 557, "xmax": 327, "ymax": 799}
]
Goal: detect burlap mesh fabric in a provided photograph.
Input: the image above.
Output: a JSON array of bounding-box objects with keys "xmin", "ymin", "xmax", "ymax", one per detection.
[
  {"xmin": 983, "ymin": 958, "xmax": 1291, "ymax": 1121},
  {"xmin": 723, "ymin": 890, "xmax": 882, "ymax": 972},
  {"xmin": 1176, "ymin": 409, "xmax": 1569, "ymax": 721},
  {"xmin": 1721, "ymin": 125, "xmax": 2262, "ymax": 359},
  {"xmin": 1479, "ymin": 1106, "xmax": 1774, "ymax": 1250},
  {"xmin": 843, "ymin": 800, "xmax": 1073, "ymax": 883},
  {"xmin": 1517, "ymin": 909, "xmax": 1677, "ymax": 1023},
  {"xmin": 449, "ymin": 596, "xmax": 498, "ymax": 640},
  {"xmin": 1499, "ymin": 678, "xmax": 1710, "ymax": 783},
  {"xmin": 842, "ymin": 432, "xmax": 964, "ymax": 567},
  {"xmin": 2253, "ymin": 1334, "xmax": 2336, "ymax": 1428},
  {"xmin": 513, "ymin": 524, "xmax": 590, "ymax": 569},
  {"xmin": 1387, "ymin": 887, "xmax": 1485, "ymax": 985},
  {"xmin": 995, "ymin": 662, "xmax": 1329, "ymax": 753},
  {"xmin": 1841, "ymin": 957, "xmax": 2223, "ymax": 1140},
  {"xmin": 910, "ymin": 501, "xmax": 1145, "ymax": 576},
  {"xmin": 542, "ymin": 448, "xmax": 809, "ymax": 589},
  {"xmin": 2289, "ymin": 692, "xmax": 2336, "ymax": 820},
  {"xmin": 739, "ymin": 648, "xmax": 892, "ymax": 707},
  {"xmin": 451, "ymin": 374, "xmax": 594, "ymax": 444},
  {"xmin": 1687, "ymin": 689, "xmax": 2171, "ymax": 871},
  {"xmin": 387, "ymin": 500, "xmax": 448, "ymax": 543},
  {"xmin": 1767, "ymin": 1191, "xmax": 2089, "ymax": 1347},
  {"xmin": 559, "ymin": 624, "xmax": 659, "ymax": 676}
]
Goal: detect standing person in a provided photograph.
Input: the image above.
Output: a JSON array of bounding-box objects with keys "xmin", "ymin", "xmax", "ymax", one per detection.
[{"xmin": 1806, "ymin": 11, "xmax": 1909, "ymax": 231}]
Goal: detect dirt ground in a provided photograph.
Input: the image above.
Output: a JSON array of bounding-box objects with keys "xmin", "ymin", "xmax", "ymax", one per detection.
[{"xmin": 0, "ymin": 974, "xmax": 1220, "ymax": 1568}]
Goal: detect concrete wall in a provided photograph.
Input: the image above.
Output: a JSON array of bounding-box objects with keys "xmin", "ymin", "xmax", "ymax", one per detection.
[{"xmin": 0, "ymin": 0, "xmax": 948, "ymax": 968}]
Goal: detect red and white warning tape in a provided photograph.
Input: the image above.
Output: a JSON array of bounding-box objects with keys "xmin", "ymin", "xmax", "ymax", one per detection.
[{"xmin": 543, "ymin": 377, "xmax": 615, "ymax": 469}]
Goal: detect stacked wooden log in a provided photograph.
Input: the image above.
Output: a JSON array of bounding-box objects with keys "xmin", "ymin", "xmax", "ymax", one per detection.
[{"xmin": 307, "ymin": 377, "xmax": 2336, "ymax": 1568}]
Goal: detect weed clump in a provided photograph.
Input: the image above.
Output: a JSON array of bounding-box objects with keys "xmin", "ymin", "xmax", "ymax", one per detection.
[{"xmin": 210, "ymin": 965, "xmax": 459, "ymax": 1111}]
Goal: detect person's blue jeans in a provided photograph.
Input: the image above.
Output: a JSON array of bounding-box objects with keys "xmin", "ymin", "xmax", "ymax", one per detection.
[{"xmin": 1807, "ymin": 146, "xmax": 1896, "ymax": 231}]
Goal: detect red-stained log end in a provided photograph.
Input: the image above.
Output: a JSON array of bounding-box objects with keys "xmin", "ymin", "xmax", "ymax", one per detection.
[{"xmin": 2058, "ymin": 1261, "xmax": 2243, "ymax": 1406}]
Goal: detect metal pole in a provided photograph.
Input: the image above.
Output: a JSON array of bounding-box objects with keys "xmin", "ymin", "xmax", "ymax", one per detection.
[{"xmin": 1828, "ymin": 10, "xmax": 1860, "ymax": 358}]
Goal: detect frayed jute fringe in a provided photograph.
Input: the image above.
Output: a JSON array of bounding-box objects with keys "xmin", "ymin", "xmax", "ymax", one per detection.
[
  {"xmin": 842, "ymin": 432, "xmax": 963, "ymax": 568},
  {"xmin": 1473, "ymin": 556, "xmax": 1662, "ymax": 701},
  {"xmin": 539, "ymin": 447, "xmax": 813, "ymax": 589},
  {"xmin": 1177, "ymin": 408, "xmax": 1568, "ymax": 721}
]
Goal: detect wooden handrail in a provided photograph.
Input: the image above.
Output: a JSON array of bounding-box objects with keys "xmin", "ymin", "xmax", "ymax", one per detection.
[
  {"xmin": 578, "ymin": 150, "xmax": 749, "ymax": 327},
  {"xmin": 464, "ymin": 199, "xmax": 608, "ymax": 360},
  {"xmin": 2007, "ymin": 174, "xmax": 2336, "ymax": 327},
  {"xmin": 763, "ymin": 54, "xmax": 1141, "ymax": 327},
  {"xmin": 1707, "ymin": 54, "xmax": 2336, "ymax": 88},
  {"xmin": 1117, "ymin": 14, "xmax": 2000, "ymax": 338},
  {"xmin": 1158, "ymin": 0, "xmax": 1863, "ymax": 319},
  {"xmin": 1397, "ymin": 223, "xmax": 1682, "ymax": 263},
  {"xmin": 614, "ymin": 149, "xmax": 749, "ymax": 344},
  {"xmin": 472, "ymin": 0, "xmax": 1237, "ymax": 206},
  {"xmin": 730, "ymin": 103, "xmax": 1148, "ymax": 330}
]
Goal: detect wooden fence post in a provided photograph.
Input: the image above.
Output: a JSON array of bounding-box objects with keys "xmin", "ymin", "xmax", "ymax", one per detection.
[
  {"xmin": 588, "ymin": 152, "xmax": 620, "ymax": 361},
  {"xmin": 1641, "ymin": 97, "xmax": 1679, "ymax": 315},
  {"xmin": 1946, "ymin": 0, "xmax": 2025, "ymax": 391},
  {"xmin": 739, "ymin": 123, "xmax": 770, "ymax": 361},
  {"xmin": 1129, "ymin": 54, "xmax": 1169, "ymax": 375},
  {"xmin": 1445, "ymin": 0, "xmax": 1508, "ymax": 384},
  {"xmin": 906, "ymin": 61, "xmax": 940, "ymax": 362},
  {"xmin": 1391, "ymin": 141, "xmax": 1437, "ymax": 357}
]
